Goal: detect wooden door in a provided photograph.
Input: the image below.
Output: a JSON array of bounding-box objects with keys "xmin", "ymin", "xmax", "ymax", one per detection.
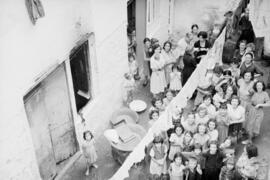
[
  {"xmin": 24, "ymin": 84, "xmax": 57, "ymax": 180},
  {"xmin": 43, "ymin": 64, "xmax": 78, "ymax": 163},
  {"xmin": 24, "ymin": 63, "xmax": 78, "ymax": 179}
]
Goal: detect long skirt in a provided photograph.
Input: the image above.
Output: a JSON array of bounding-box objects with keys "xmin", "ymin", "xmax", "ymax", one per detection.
[
  {"xmin": 217, "ymin": 124, "xmax": 228, "ymax": 143},
  {"xmin": 150, "ymin": 70, "xmax": 166, "ymax": 94},
  {"xmin": 246, "ymin": 106, "xmax": 264, "ymax": 135}
]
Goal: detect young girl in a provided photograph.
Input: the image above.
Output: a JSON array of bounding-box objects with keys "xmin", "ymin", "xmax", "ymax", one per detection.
[
  {"xmin": 168, "ymin": 106, "xmax": 183, "ymax": 138},
  {"xmin": 207, "ymin": 119, "xmax": 219, "ymax": 141},
  {"xmin": 169, "ymin": 126, "xmax": 184, "ymax": 161},
  {"xmin": 193, "ymin": 123, "xmax": 210, "ymax": 151},
  {"xmin": 169, "ymin": 152, "xmax": 186, "ymax": 180},
  {"xmin": 182, "ymin": 131, "xmax": 195, "ymax": 152},
  {"xmin": 216, "ymin": 103, "xmax": 230, "ymax": 143},
  {"xmin": 122, "ymin": 73, "xmax": 135, "ymax": 105},
  {"xmin": 128, "ymin": 53, "xmax": 139, "ymax": 80},
  {"xmin": 149, "ymin": 109, "xmax": 160, "ymax": 127},
  {"xmin": 163, "ymin": 89, "xmax": 174, "ymax": 107},
  {"xmin": 219, "ymin": 158, "xmax": 237, "ymax": 180},
  {"xmin": 181, "ymin": 112, "xmax": 198, "ymax": 134},
  {"xmin": 149, "ymin": 97, "xmax": 165, "ymax": 113},
  {"xmin": 199, "ymin": 95, "xmax": 216, "ymax": 119},
  {"xmin": 170, "ymin": 65, "xmax": 182, "ymax": 93},
  {"xmin": 149, "ymin": 136, "xmax": 168, "ymax": 176},
  {"xmin": 82, "ymin": 130, "xmax": 98, "ymax": 176},
  {"xmin": 220, "ymin": 136, "xmax": 236, "ymax": 159},
  {"xmin": 195, "ymin": 106, "xmax": 209, "ymax": 125},
  {"xmin": 213, "ymin": 87, "xmax": 226, "ymax": 109}
]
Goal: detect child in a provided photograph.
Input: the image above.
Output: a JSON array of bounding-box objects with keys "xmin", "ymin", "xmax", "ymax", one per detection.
[
  {"xmin": 128, "ymin": 53, "xmax": 139, "ymax": 80},
  {"xmin": 182, "ymin": 131, "xmax": 195, "ymax": 152},
  {"xmin": 149, "ymin": 136, "xmax": 168, "ymax": 176},
  {"xmin": 195, "ymin": 106, "xmax": 209, "ymax": 125},
  {"xmin": 213, "ymin": 86, "xmax": 226, "ymax": 109},
  {"xmin": 181, "ymin": 112, "xmax": 198, "ymax": 134},
  {"xmin": 168, "ymin": 106, "xmax": 183, "ymax": 138},
  {"xmin": 163, "ymin": 89, "xmax": 174, "ymax": 107},
  {"xmin": 149, "ymin": 109, "xmax": 160, "ymax": 127},
  {"xmin": 203, "ymin": 141, "xmax": 225, "ymax": 180},
  {"xmin": 122, "ymin": 73, "xmax": 135, "ymax": 105},
  {"xmin": 229, "ymin": 58, "xmax": 240, "ymax": 81},
  {"xmin": 170, "ymin": 65, "xmax": 182, "ymax": 93},
  {"xmin": 199, "ymin": 95, "xmax": 216, "ymax": 119},
  {"xmin": 219, "ymin": 158, "xmax": 237, "ymax": 180},
  {"xmin": 82, "ymin": 130, "xmax": 98, "ymax": 176},
  {"xmin": 193, "ymin": 123, "xmax": 210, "ymax": 152},
  {"xmin": 149, "ymin": 97, "xmax": 165, "ymax": 113},
  {"xmin": 207, "ymin": 119, "xmax": 219, "ymax": 141},
  {"xmin": 220, "ymin": 136, "xmax": 236, "ymax": 159},
  {"xmin": 169, "ymin": 126, "xmax": 184, "ymax": 161},
  {"xmin": 184, "ymin": 156, "xmax": 202, "ymax": 180},
  {"xmin": 169, "ymin": 152, "xmax": 186, "ymax": 180},
  {"xmin": 216, "ymin": 103, "xmax": 230, "ymax": 143},
  {"xmin": 171, "ymin": 107, "xmax": 183, "ymax": 128}
]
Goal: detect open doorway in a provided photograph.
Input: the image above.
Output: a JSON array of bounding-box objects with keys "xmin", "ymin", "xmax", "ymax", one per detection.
[
  {"xmin": 70, "ymin": 41, "xmax": 91, "ymax": 112},
  {"xmin": 127, "ymin": 0, "xmax": 136, "ymax": 54}
]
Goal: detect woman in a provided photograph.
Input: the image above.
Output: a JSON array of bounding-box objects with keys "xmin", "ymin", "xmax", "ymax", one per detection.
[
  {"xmin": 203, "ymin": 141, "xmax": 225, "ymax": 180},
  {"xmin": 190, "ymin": 24, "xmax": 199, "ymax": 47},
  {"xmin": 233, "ymin": 40, "xmax": 247, "ymax": 64},
  {"xmin": 143, "ymin": 37, "xmax": 153, "ymax": 86},
  {"xmin": 193, "ymin": 31, "xmax": 211, "ymax": 63},
  {"xmin": 182, "ymin": 46, "xmax": 197, "ymax": 86},
  {"xmin": 246, "ymin": 81, "xmax": 270, "ymax": 142},
  {"xmin": 237, "ymin": 71, "xmax": 254, "ymax": 109},
  {"xmin": 236, "ymin": 143, "xmax": 260, "ymax": 180},
  {"xmin": 227, "ymin": 95, "xmax": 245, "ymax": 141},
  {"xmin": 161, "ymin": 41, "xmax": 176, "ymax": 86},
  {"xmin": 150, "ymin": 44, "xmax": 167, "ymax": 96}
]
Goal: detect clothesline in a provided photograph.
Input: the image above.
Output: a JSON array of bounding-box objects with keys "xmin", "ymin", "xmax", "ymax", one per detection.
[{"xmin": 109, "ymin": 29, "xmax": 226, "ymax": 180}]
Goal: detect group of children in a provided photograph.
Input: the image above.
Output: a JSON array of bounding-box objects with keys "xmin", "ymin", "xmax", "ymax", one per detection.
[{"xmin": 144, "ymin": 24, "xmax": 269, "ymax": 180}]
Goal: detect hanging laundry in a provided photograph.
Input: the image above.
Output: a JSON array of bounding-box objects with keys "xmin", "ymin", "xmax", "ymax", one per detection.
[{"xmin": 25, "ymin": 0, "xmax": 45, "ymax": 25}]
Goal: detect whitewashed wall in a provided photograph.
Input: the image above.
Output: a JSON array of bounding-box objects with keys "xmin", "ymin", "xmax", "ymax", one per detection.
[{"xmin": 0, "ymin": 0, "xmax": 128, "ymax": 179}]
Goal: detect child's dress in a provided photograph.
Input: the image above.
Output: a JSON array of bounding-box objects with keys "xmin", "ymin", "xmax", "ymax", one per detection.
[
  {"xmin": 169, "ymin": 133, "xmax": 184, "ymax": 160},
  {"xmin": 170, "ymin": 71, "xmax": 182, "ymax": 91},
  {"xmin": 149, "ymin": 144, "xmax": 168, "ymax": 175},
  {"xmin": 122, "ymin": 78, "xmax": 135, "ymax": 104},
  {"xmin": 207, "ymin": 129, "xmax": 219, "ymax": 141},
  {"xmin": 82, "ymin": 139, "xmax": 98, "ymax": 164},
  {"xmin": 169, "ymin": 162, "xmax": 185, "ymax": 180}
]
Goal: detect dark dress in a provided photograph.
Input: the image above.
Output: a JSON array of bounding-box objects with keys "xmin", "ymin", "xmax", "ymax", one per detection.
[
  {"xmin": 238, "ymin": 16, "xmax": 255, "ymax": 44},
  {"xmin": 182, "ymin": 52, "xmax": 197, "ymax": 85},
  {"xmin": 194, "ymin": 40, "xmax": 211, "ymax": 63},
  {"xmin": 203, "ymin": 150, "xmax": 225, "ymax": 180}
]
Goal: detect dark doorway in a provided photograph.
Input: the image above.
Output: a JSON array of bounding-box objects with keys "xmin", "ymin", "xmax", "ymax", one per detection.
[
  {"xmin": 70, "ymin": 41, "xmax": 91, "ymax": 112},
  {"xmin": 127, "ymin": 0, "xmax": 136, "ymax": 54}
]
